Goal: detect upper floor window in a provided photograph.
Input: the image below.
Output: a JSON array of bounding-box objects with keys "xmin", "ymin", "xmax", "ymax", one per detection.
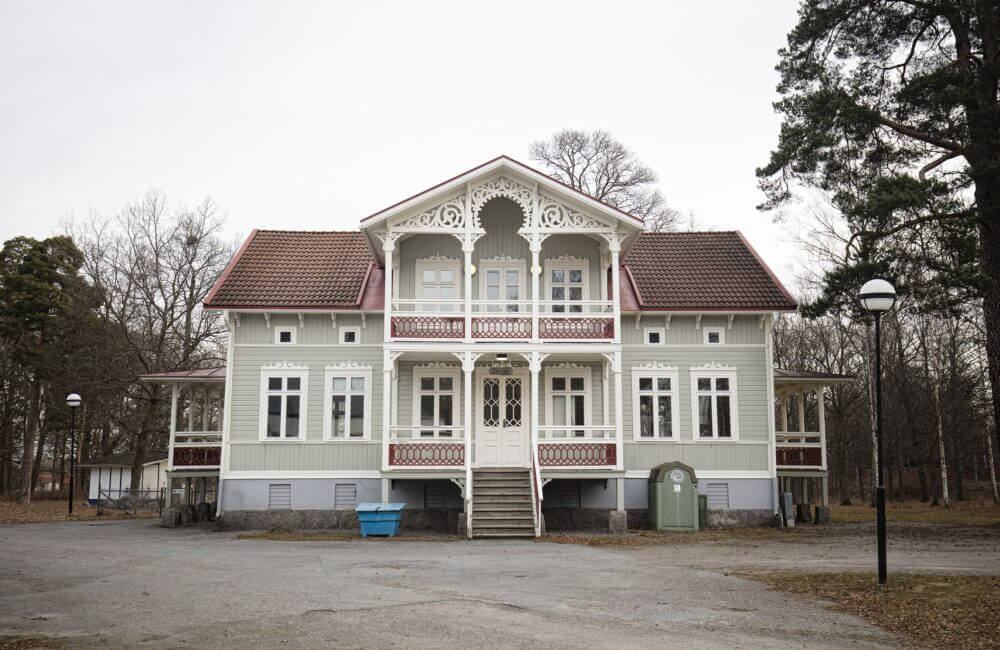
[
  {"xmin": 416, "ymin": 258, "xmax": 460, "ymax": 312},
  {"xmin": 692, "ymin": 370, "xmax": 738, "ymax": 439},
  {"xmin": 632, "ymin": 368, "xmax": 679, "ymax": 440},
  {"xmin": 645, "ymin": 327, "xmax": 665, "ymax": 344},
  {"xmin": 260, "ymin": 370, "xmax": 308, "ymax": 440},
  {"xmin": 324, "ymin": 367, "xmax": 371, "ymax": 440},
  {"xmin": 481, "ymin": 261, "xmax": 525, "ymax": 313},
  {"xmin": 545, "ymin": 370, "xmax": 590, "ymax": 437},
  {"xmin": 545, "ymin": 258, "xmax": 590, "ymax": 313},
  {"xmin": 414, "ymin": 369, "xmax": 459, "ymax": 438}
]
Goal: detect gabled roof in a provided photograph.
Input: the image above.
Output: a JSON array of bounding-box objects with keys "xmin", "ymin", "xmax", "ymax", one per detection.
[
  {"xmin": 360, "ymin": 155, "xmax": 645, "ymax": 231},
  {"xmin": 622, "ymin": 231, "xmax": 797, "ymax": 312},
  {"xmin": 203, "ymin": 230, "xmax": 377, "ymax": 310}
]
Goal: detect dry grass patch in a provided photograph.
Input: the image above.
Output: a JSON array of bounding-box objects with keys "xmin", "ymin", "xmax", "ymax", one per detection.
[
  {"xmin": 0, "ymin": 499, "xmax": 157, "ymax": 524},
  {"xmin": 738, "ymin": 571, "xmax": 1000, "ymax": 649},
  {"xmin": 238, "ymin": 529, "xmax": 462, "ymax": 542},
  {"xmin": 832, "ymin": 499, "xmax": 1000, "ymax": 526},
  {"xmin": 540, "ymin": 526, "xmax": 812, "ymax": 547}
]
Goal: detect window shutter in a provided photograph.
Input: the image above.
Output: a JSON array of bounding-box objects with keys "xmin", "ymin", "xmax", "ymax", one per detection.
[
  {"xmin": 705, "ymin": 483, "xmax": 730, "ymax": 509},
  {"xmin": 334, "ymin": 483, "xmax": 358, "ymax": 509},
  {"xmin": 268, "ymin": 483, "xmax": 291, "ymax": 509}
]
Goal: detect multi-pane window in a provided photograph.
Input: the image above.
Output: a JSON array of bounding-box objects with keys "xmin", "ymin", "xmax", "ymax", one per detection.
[
  {"xmin": 703, "ymin": 327, "xmax": 724, "ymax": 344},
  {"xmin": 548, "ymin": 373, "xmax": 588, "ymax": 437},
  {"xmin": 549, "ymin": 267, "xmax": 585, "ymax": 312},
  {"xmin": 483, "ymin": 266, "xmax": 522, "ymax": 312},
  {"xmin": 633, "ymin": 372, "xmax": 678, "ymax": 439},
  {"xmin": 261, "ymin": 372, "xmax": 307, "ymax": 439},
  {"xmin": 416, "ymin": 373, "xmax": 457, "ymax": 438},
  {"xmin": 418, "ymin": 262, "xmax": 459, "ymax": 312},
  {"xmin": 693, "ymin": 373, "xmax": 737, "ymax": 439},
  {"xmin": 325, "ymin": 369, "xmax": 371, "ymax": 440},
  {"xmin": 274, "ymin": 328, "xmax": 296, "ymax": 344}
]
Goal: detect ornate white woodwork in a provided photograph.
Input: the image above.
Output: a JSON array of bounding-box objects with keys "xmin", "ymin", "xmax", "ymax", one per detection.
[
  {"xmin": 325, "ymin": 362, "xmax": 374, "ymax": 370},
  {"xmin": 690, "ymin": 362, "xmax": 737, "ymax": 371},
  {"xmin": 395, "ymin": 193, "xmax": 467, "ymax": 230},
  {"xmin": 261, "ymin": 361, "xmax": 308, "ymax": 370},
  {"xmin": 631, "ymin": 361, "xmax": 679, "ymax": 370},
  {"xmin": 374, "ymin": 231, "xmax": 404, "ymax": 249},
  {"xmin": 469, "ymin": 176, "xmax": 534, "ymax": 224},
  {"xmin": 537, "ymin": 195, "xmax": 608, "ymax": 230}
]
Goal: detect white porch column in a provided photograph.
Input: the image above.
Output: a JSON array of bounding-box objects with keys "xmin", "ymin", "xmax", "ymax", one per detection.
[
  {"xmin": 797, "ymin": 390, "xmax": 807, "ymax": 433},
  {"xmin": 530, "ymin": 244, "xmax": 541, "ymax": 341},
  {"xmin": 817, "ymin": 386, "xmax": 827, "ymax": 470},
  {"xmin": 381, "ymin": 350, "xmax": 394, "ymax": 471},
  {"xmin": 609, "ymin": 237, "xmax": 621, "ymax": 343},
  {"xmin": 608, "ymin": 351, "xmax": 623, "ymax": 472},
  {"xmin": 201, "ymin": 388, "xmax": 209, "ymax": 432},
  {"xmin": 616, "ymin": 477, "xmax": 625, "ymax": 511},
  {"xmin": 602, "ymin": 361, "xmax": 610, "ymax": 427},
  {"xmin": 529, "ymin": 351, "xmax": 541, "ymax": 454},
  {"xmin": 169, "ymin": 384, "xmax": 179, "ymax": 445},
  {"xmin": 186, "ymin": 383, "xmax": 193, "ymax": 432},
  {"xmin": 382, "ymin": 236, "xmax": 395, "ymax": 343},
  {"xmin": 464, "ymin": 244, "xmax": 474, "ymax": 342},
  {"xmin": 779, "ymin": 393, "xmax": 788, "ymax": 432}
]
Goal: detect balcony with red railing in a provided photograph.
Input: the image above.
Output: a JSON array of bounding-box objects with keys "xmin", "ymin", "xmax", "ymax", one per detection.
[
  {"xmin": 170, "ymin": 432, "xmax": 222, "ymax": 469},
  {"xmin": 389, "ymin": 299, "xmax": 615, "ymax": 342},
  {"xmin": 536, "ymin": 426, "xmax": 618, "ymax": 468},
  {"xmin": 775, "ymin": 432, "xmax": 824, "ymax": 469}
]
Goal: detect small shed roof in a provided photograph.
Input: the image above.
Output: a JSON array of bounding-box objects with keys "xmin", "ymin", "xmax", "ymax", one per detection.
[
  {"xmin": 139, "ymin": 367, "xmax": 226, "ymax": 383},
  {"xmin": 774, "ymin": 368, "xmax": 854, "ymax": 384},
  {"xmin": 80, "ymin": 452, "xmax": 167, "ymax": 468}
]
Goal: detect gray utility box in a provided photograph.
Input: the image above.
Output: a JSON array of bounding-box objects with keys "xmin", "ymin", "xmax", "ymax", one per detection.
[{"xmin": 648, "ymin": 461, "xmax": 699, "ymax": 531}]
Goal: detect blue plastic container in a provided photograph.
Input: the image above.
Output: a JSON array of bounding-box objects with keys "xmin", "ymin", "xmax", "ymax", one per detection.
[{"xmin": 356, "ymin": 502, "xmax": 407, "ymax": 538}]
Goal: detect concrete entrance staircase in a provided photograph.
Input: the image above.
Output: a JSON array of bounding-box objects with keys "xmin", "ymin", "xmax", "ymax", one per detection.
[{"xmin": 471, "ymin": 468, "xmax": 535, "ymax": 538}]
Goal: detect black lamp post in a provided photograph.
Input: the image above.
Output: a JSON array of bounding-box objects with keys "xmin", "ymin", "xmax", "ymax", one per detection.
[
  {"xmin": 858, "ymin": 279, "xmax": 896, "ymax": 585},
  {"xmin": 65, "ymin": 393, "xmax": 82, "ymax": 515}
]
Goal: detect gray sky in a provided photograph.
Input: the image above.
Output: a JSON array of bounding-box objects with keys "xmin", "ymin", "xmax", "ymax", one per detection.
[{"xmin": 0, "ymin": 0, "xmax": 806, "ymax": 287}]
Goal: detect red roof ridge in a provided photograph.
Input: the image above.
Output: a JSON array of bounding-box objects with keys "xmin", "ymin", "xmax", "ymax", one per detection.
[{"xmin": 253, "ymin": 229, "xmax": 363, "ymax": 234}]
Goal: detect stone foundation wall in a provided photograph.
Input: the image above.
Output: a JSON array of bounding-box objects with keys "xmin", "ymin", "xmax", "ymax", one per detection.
[
  {"xmin": 214, "ymin": 507, "xmax": 461, "ymax": 532},
  {"xmin": 544, "ymin": 507, "xmax": 777, "ymax": 530},
  {"xmin": 705, "ymin": 508, "xmax": 778, "ymax": 528}
]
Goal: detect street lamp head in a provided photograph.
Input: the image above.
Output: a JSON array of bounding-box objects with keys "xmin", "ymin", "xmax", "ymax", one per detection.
[
  {"xmin": 65, "ymin": 393, "xmax": 82, "ymax": 408},
  {"xmin": 859, "ymin": 279, "xmax": 896, "ymax": 313}
]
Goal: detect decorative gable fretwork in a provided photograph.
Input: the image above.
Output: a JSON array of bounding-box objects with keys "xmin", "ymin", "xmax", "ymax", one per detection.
[{"xmin": 382, "ymin": 174, "xmax": 628, "ymax": 247}]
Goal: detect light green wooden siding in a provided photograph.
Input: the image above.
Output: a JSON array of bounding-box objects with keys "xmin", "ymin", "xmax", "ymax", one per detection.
[
  {"xmin": 229, "ymin": 345, "xmax": 383, "ymax": 450},
  {"xmin": 396, "ymin": 234, "xmax": 464, "ymax": 300},
  {"xmin": 228, "ymin": 442, "xmax": 379, "ymax": 471},
  {"xmin": 540, "ymin": 235, "xmax": 602, "ymax": 301},
  {"xmin": 620, "ymin": 315, "xmax": 764, "ymax": 345},
  {"xmin": 233, "ymin": 313, "xmax": 383, "ymax": 344},
  {"xmin": 621, "ymin": 346, "xmax": 771, "ymax": 473},
  {"xmin": 473, "ymin": 199, "xmax": 531, "ymax": 299}
]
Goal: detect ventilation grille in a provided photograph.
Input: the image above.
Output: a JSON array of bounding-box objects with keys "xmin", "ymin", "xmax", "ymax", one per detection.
[
  {"xmin": 705, "ymin": 483, "xmax": 730, "ymax": 509},
  {"xmin": 334, "ymin": 483, "xmax": 358, "ymax": 509},
  {"xmin": 424, "ymin": 482, "xmax": 449, "ymax": 509},
  {"xmin": 268, "ymin": 483, "xmax": 291, "ymax": 509}
]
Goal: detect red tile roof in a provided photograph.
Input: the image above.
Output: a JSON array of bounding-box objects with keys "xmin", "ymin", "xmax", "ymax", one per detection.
[
  {"xmin": 204, "ymin": 231, "xmax": 377, "ymax": 309},
  {"xmin": 622, "ymin": 231, "xmax": 797, "ymax": 311}
]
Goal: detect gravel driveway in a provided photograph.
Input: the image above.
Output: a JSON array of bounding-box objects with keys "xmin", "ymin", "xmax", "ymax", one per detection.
[{"xmin": 2, "ymin": 519, "xmax": 994, "ymax": 648}]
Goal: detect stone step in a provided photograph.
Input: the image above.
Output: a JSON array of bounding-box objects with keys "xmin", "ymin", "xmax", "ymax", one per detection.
[
  {"xmin": 473, "ymin": 517, "xmax": 534, "ymax": 527},
  {"xmin": 473, "ymin": 479, "xmax": 531, "ymax": 489},
  {"xmin": 473, "ymin": 496, "xmax": 533, "ymax": 506},
  {"xmin": 471, "ymin": 502, "xmax": 533, "ymax": 512},
  {"xmin": 472, "ymin": 529, "xmax": 535, "ymax": 538},
  {"xmin": 472, "ymin": 485, "xmax": 531, "ymax": 501}
]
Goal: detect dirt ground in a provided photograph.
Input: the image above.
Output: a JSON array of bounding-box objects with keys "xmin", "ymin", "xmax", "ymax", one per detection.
[
  {"xmin": 0, "ymin": 500, "xmax": 158, "ymax": 524},
  {"xmin": 1, "ymin": 519, "xmax": 997, "ymax": 648}
]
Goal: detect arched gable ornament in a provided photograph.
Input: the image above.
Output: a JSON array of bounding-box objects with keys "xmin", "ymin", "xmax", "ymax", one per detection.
[
  {"xmin": 394, "ymin": 193, "xmax": 467, "ymax": 230},
  {"xmin": 469, "ymin": 176, "xmax": 535, "ymax": 227}
]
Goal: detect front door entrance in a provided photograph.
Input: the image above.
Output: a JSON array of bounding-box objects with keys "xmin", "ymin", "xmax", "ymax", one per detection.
[{"xmin": 476, "ymin": 370, "xmax": 528, "ymax": 466}]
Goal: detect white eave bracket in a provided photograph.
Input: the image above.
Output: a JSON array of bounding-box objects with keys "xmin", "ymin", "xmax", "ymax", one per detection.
[
  {"xmin": 727, "ymin": 314, "xmax": 735, "ymax": 330},
  {"xmin": 695, "ymin": 314, "xmax": 702, "ymax": 329},
  {"xmin": 665, "ymin": 314, "xmax": 671, "ymax": 330},
  {"xmin": 264, "ymin": 313, "xmax": 271, "ymax": 329},
  {"xmin": 361, "ymin": 313, "xmax": 367, "ymax": 329},
  {"xmin": 634, "ymin": 313, "xmax": 641, "ymax": 330}
]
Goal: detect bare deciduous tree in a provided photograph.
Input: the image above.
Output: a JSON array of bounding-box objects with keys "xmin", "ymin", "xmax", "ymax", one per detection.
[{"xmin": 529, "ymin": 129, "xmax": 679, "ymax": 231}]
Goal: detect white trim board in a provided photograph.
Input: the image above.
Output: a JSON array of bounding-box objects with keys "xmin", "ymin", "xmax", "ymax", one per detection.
[
  {"xmin": 623, "ymin": 470, "xmax": 773, "ymax": 480},
  {"xmin": 222, "ymin": 471, "xmax": 382, "ymax": 480}
]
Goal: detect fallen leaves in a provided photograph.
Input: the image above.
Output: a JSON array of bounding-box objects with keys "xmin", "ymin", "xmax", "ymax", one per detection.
[
  {"xmin": 0, "ymin": 499, "xmax": 158, "ymax": 524},
  {"xmin": 737, "ymin": 571, "xmax": 1000, "ymax": 649}
]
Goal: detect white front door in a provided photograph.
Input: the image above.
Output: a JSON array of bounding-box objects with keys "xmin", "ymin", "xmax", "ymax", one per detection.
[{"xmin": 476, "ymin": 371, "xmax": 528, "ymax": 467}]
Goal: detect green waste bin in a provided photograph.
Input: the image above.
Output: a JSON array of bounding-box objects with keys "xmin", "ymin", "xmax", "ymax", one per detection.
[{"xmin": 648, "ymin": 462, "xmax": 699, "ymax": 531}]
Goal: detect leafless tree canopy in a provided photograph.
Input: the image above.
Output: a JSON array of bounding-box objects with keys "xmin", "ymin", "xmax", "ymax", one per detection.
[{"xmin": 529, "ymin": 129, "xmax": 679, "ymax": 232}]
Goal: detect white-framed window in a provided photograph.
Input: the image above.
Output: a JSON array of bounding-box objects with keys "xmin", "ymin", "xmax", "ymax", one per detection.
[
  {"xmin": 416, "ymin": 258, "xmax": 461, "ymax": 312},
  {"xmin": 480, "ymin": 261, "xmax": 526, "ymax": 312},
  {"xmin": 259, "ymin": 368, "xmax": 308, "ymax": 440},
  {"xmin": 691, "ymin": 370, "xmax": 738, "ymax": 440},
  {"xmin": 703, "ymin": 327, "xmax": 725, "ymax": 345},
  {"xmin": 544, "ymin": 369, "xmax": 591, "ymax": 437},
  {"xmin": 340, "ymin": 327, "xmax": 360, "ymax": 344},
  {"xmin": 274, "ymin": 327, "xmax": 296, "ymax": 344},
  {"xmin": 645, "ymin": 327, "xmax": 665, "ymax": 344},
  {"xmin": 324, "ymin": 367, "xmax": 372, "ymax": 440},
  {"xmin": 544, "ymin": 258, "xmax": 589, "ymax": 313},
  {"xmin": 413, "ymin": 368, "xmax": 459, "ymax": 438},
  {"xmin": 631, "ymin": 368, "xmax": 679, "ymax": 440}
]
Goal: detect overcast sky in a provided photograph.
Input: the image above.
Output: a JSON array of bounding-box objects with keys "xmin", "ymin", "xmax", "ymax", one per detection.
[{"xmin": 0, "ymin": 1, "xmax": 808, "ymax": 287}]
